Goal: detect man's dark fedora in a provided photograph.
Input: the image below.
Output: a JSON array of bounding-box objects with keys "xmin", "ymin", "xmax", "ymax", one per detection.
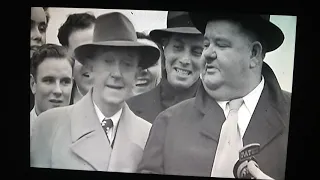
[
  {"xmin": 189, "ymin": 12, "xmax": 285, "ymax": 52},
  {"xmin": 149, "ymin": 11, "xmax": 202, "ymax": 44},
  {"xmin": 74, "ymin": 12, "xmax": 160, "ymax": 69}
]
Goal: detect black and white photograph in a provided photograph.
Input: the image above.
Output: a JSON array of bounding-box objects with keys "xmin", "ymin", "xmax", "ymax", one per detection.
[{"xmin": 30, "ymin": 7, "xmax": 297, "ymax": 180}]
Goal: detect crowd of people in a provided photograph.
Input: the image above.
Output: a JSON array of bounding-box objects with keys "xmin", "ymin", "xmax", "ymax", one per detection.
[{"xmin": 30, "ymin": 7, "xmax": 291, "ymax": 180}]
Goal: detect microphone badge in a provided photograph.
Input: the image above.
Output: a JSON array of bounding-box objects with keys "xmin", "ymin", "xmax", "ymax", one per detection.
[{"xmin": 233, "ymin": 143, "xmax": 260, "ymax": 179}]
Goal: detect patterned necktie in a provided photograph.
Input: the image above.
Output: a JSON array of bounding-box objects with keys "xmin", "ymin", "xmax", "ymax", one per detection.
[
  {"xmin": 211, "ymin": 98, "xmax": 244, "ymax": 178},
  {"xmin": 101, "ymin": 118, "xmax": 113, "ymax": 142}
]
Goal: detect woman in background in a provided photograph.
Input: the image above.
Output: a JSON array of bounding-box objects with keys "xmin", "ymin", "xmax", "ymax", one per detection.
[{"xmin": 132, "ymin": 31, "xmax": 163, "ymax": 96}]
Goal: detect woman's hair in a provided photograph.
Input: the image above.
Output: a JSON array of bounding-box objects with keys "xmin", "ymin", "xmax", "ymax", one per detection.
[{"xmin": 31, "ymin": 44, "xmax": 75, "ymax": 81}]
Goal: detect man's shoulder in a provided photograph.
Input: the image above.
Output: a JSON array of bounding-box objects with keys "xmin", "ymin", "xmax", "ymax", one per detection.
[
  {"xmin": 32, "ymin": 105, "xmax": 74, "ymax": 139},
  {"xmin": 155, "ymin": 97, "xmax": 196, "ymax": 122},
  {"xmin": 127, "ymin": 87, "xmax": 159, "ymax": 106},
  {"xmin": 36, "ymin": 105, "xmax": 73, "ymax": 126},
  {"xmin": 282, "ymin": 90, "xmax": 291, "ymax": 103}
]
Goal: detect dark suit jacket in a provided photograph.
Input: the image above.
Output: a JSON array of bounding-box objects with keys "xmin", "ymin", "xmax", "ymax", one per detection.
[
  {"xmin": 137, "ymin": 63, "xmax": 291, "ymax": 180},
  {"xmin": 127, "ymin": 78, "xmax": 201, "ymax": 124}
]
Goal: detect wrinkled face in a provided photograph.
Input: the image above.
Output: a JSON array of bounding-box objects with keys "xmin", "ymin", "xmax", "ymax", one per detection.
[
  {"xmin": 201, "ymin": 20, "xmax": 253, "ymax": 96},
  {"xmin": 90, "ymin": 47, "xmax": 140, "ymax": 106},
  {"xmin": 133, "ymin": 39, "xmax": 162, "ymax": 95},
  {"xmin": 164, "ymin": 33, "xmax": 204, "ymax": 89},
  {"xmin": 30, "ymin": 7, "xmax": 47, "ymax": 58},
  {"xmin": 30, "ymin": 58, "xmax": 73, "ymax": 115},
  {"xmin": 68, "ymin": 26, "xmax": 95, "ymax": 95}
]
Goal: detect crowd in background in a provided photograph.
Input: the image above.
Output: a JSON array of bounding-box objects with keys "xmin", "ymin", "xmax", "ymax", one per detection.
[{"xmin": 30, "ymin": 7, "xmax": 291, "ymax": 180}]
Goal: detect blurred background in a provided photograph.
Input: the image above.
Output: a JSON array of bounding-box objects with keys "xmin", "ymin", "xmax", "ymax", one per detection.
[{"xmin": 45, "ymin": 7, "xmax": 296, "ymax": 92}]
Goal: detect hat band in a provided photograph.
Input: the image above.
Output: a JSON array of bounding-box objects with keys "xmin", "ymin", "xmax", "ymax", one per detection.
[{"xmin": 167, "ymin": 14, "xmax": 195, "ymax": 28}]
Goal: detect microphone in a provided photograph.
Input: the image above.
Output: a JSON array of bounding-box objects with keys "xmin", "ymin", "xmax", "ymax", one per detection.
[{"xmin": 233, "ymin": 143, "xmax": 260, "ymax": 179}]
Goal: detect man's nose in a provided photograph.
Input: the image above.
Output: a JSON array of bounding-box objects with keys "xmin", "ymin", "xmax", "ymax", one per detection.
[
  {"xmin": 52, "ymin": 82, "xmax": 62, "ymax": 96},
  {"xmin": 139, "ymin": 69, "xmax": 149, "ymax": 76},
  {"xmin": 31, "ymin": 27, "xmax": 42, "ymax": 42},
  {"xmin": 110, "ymin": 63, "xmax": 122, "ymax": 78},
  {"xmin": 179, "ymin": 52, "xmax": 191, "ymax": 66},
  {"xmin": 203, "ymin": 47, "xmax": 217, "ymax": 63}
]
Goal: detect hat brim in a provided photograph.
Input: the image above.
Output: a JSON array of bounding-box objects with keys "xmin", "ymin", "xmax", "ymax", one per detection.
[
  {"xmin": 189, "ymin": 12, "xmax": 284, "ymax": 52},
  {"xmin": 74, "ymin": 41, "xmax": 160, "ymax": 69},
  {"xmin": 150, "ymin": 27, "xmax": 202, "ymax": 44}
]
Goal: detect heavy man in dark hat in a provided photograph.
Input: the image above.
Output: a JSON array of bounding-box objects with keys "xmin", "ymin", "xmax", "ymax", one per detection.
[
  {"xmin": 31, "ymin": 12, "xmax": 160, "ymax": 172},
  {"xmin": 138, "ymin": 13, "xmax": 291, "ymax": 180},
  {"xmin": 127, "ymin": 11, "xmax": 204, "ymax": 123}
]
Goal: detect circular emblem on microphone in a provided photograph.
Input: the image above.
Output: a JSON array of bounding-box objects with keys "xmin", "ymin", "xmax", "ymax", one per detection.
[{"xmin": 233, "ymin": 143, "xmax": 261, "ymax": 178}]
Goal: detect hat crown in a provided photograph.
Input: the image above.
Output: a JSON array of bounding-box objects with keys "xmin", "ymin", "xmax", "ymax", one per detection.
[
  {"xmin": 93, "ymin": 12, "xmax": 137, "ymax": 42},
  {"xmin": 167, "ymin": 11, "xmax": 195, "ymax": 28}
]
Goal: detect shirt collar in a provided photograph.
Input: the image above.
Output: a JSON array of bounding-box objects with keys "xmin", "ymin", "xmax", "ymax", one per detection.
[
  {"xmin": 217, "ymin": 76, "xmax": 265, "ymax": 115},
  {"xmin": 93, "ymin": 100, "xmax": 123, "ymax": 127},
  {"xmin": 30, "ymin": 106, "xmax": 38, "ymax": 118},
  {"xmin": 76, "ymin": 84, "xmax": 84, "ymax": 97},
  {"xmin": 242, "ymin": 76, "xmax": 265, "ymax": 115}
]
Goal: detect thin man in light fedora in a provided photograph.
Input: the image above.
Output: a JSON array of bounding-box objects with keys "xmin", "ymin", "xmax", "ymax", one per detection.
[{"xmin": 31, "ymin": 12, "xmax": 160, "ymax": 173}]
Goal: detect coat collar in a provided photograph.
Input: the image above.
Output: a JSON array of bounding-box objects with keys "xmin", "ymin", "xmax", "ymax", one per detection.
[
  {"xmin": 160, "ymin": 77, "xmax": 201, "ymax": 109},
  {"xmin": 196, "ymin": 63, "xmax": 290, "ymax": 150},
  {"xmin": 69, "ymin": 88, "xmax": 142, "ymax": 171}
]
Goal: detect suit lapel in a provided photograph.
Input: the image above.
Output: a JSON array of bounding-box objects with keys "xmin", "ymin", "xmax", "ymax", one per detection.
[
  {"xmin": 196, "ymin": 84, "xmax": 226, "ymax": 143},
  {"xmin": 243, "ymin": 63, "xmax": 288, "ymax": 150},
  {"xmin": 108, "ymin": 103, "xmax": 142, "ymax": 172},
  {"xmin": 70, "ymin": 88, "xmax": 112, "ymax": 171}
]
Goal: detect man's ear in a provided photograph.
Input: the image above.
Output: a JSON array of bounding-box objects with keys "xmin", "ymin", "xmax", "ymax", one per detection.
[
  {"xmin": 249, "ymin": 41, "xmax": 263, "ymax": 68},
  {"xmin": 30, "ymin": 74, "xmax": 37, "ymax": 95}
]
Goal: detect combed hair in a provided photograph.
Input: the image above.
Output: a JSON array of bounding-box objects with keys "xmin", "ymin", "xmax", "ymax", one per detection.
[
  {"xmin": 30, "ymin": 44, "xmax": 75, "ymax": 80},
  {"xmin": 57, "ymin": 12, "xmax": 96, "ymax": 47}
]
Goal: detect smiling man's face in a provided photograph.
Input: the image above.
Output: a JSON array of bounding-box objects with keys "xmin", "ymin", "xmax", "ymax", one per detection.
[{"xmin": 164, "ymin": 33, "xmax": 204, "ymax": 89}]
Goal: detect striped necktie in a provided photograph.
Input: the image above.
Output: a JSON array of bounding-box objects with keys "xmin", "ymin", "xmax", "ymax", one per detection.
[{"xmin": 101, "ymin": 118, "xmax": 113, "ymax": 142}]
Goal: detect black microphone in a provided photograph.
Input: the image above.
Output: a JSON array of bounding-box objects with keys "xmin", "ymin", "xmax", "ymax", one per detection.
[{"xmin": 233, "ymin": 143, "xmax": 260, "ymax": 179}]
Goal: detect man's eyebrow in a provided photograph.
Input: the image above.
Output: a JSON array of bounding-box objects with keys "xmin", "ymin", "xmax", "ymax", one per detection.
[
  {"xmin": 39, "ymin": 21, "xmax": 47, "ymax": 26},
  {"xmin": 41, "ymin": 75, "xmax": 54, "ymax": 79},
  {"xmin": 215, "ymin": 37, "xmax": 231, "ymax": 43},
  {"xmin": 172, "ymin": 38, "xmax": 185, "ymax": 44},
  {"xmin": 61, "ymin": 77, "xmax": 72, "ymax": 80}
]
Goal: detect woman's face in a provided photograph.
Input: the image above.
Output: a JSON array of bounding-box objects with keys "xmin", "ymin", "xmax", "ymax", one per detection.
[{"xmin": 132, "ymin": 39, "xmax": 162, "ymax": 95}]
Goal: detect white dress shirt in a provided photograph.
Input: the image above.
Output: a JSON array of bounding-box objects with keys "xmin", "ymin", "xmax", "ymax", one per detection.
[
  {"xmin": 216, "ymin": 76, "xmax": 265, "ymax": 138},
  {"xmin": 93, "ymin": 101, "xmax": 123, "ymax": 144}
]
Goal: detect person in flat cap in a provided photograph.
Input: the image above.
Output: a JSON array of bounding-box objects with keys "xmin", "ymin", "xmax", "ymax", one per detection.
[
  {"xmin": 138, "ymin": 13, "xmax": 291, "ymax": 180},
  {"xmin": 127, "ymin": 11, "xmax": 204, "ymax": 124},
  {"xmin": 30, "ymin": 12, "xmax": 160, "ymax": 173}
]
